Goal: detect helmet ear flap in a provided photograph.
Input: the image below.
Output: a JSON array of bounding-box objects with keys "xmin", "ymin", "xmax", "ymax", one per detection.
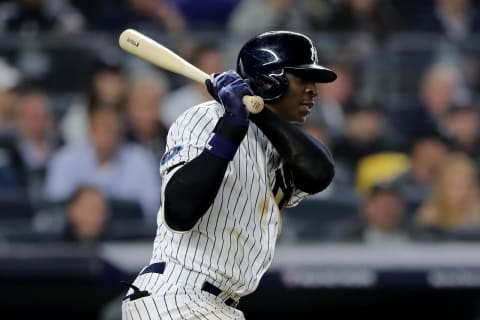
[{"xmin": 250, "ymin": 72, "xmax": 289, "ymax": 101}]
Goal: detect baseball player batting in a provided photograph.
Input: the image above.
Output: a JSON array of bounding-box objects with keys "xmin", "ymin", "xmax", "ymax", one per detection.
[{"xmin": 122, "ymin": 31, "xmax": 337, "ymax": 320}]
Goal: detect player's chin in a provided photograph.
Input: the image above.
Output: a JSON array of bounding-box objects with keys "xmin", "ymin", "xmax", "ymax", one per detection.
[
  {"xmin": 294, "ymin": 109, "xmax": 310, "ymax": 123},
  {"xmin": 290, "ymin": 115, "xmax": 308, "ymax": 125}
]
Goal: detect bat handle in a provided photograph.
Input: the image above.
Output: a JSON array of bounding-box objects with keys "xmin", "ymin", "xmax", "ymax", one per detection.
[{"xmin": 242, "ymin": 95, "xmax": 264, "ymax": 114}]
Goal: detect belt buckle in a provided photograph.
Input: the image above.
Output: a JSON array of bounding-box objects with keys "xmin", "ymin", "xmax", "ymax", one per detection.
[{"xmin": 201, "ymin": 281, "xmax": 239, "ymax": 307}]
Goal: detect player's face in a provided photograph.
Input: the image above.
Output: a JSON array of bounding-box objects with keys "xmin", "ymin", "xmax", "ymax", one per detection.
[{"xmin": 267, "ymin": 72, "xmax": 318, "ymax": 124}]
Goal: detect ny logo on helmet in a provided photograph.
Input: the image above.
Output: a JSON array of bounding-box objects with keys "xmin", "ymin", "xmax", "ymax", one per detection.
[{"xmin": 310, "ymin": 46, "xmax": 318, "ymax": 64}]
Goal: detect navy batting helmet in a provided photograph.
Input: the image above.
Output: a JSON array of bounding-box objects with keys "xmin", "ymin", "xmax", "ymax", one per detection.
[{"xmin": 237, "ymin": 31, "xmax": 337, "ymax": 101}]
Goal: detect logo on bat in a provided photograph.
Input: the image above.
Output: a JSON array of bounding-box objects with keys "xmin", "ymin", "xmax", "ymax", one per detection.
[{"xmin": 127, "ymin": 37, "xmax": 140, "ymax": 47}]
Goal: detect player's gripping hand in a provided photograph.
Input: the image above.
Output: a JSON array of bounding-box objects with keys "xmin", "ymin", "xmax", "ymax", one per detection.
[
  {"xmin": 203, "ymin": 71, "xmax": 251, "ymax": 161},
  {"xmin": 206, "ymin": 70, "xmax": 253, "ymax": 123}
]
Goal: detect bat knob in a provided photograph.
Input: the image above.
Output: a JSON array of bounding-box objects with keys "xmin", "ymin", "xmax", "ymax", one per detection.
[{"xmin": 243, "ymin": 96, "xmax": 264, "ymax": 114}]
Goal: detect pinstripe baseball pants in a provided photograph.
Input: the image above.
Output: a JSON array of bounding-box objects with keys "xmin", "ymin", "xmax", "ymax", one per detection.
[{"xmin": 122, "ymin": 262, "xmax": 245, "ymax": 320}]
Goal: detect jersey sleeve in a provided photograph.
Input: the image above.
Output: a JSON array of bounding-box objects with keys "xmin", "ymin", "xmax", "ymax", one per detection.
[{"xmin": 159, "ymin": 103, "xmax": 221, "ymax": 177}]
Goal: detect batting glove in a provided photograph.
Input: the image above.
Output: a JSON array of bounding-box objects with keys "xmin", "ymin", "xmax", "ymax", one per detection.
[{"xmin": 206, "ymin": 70, "xmax": 253, "ymax": 124}]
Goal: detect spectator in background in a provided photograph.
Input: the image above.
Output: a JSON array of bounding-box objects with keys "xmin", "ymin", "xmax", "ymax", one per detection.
[
  {"xmin": 61, "ymin": 186, "xmax": 109, "ymax": 244},
  {"xmin": 393, "ymin": 130, "xmax": 451, "ymax": 212},
  {"xmin": 310, "ymin": 60, "xmax": 358, "ymax": 139},
  {"xmin": 124, "ymin": 71, "xmax": 170, "ymax": 162},
  {"xmin": 390, "ymin": 63, "xmax": 467, "ymax": 146},
  {"xmin": 413, "ymin": 0, "xmax": 480, "ymax": 43},
  {"xmin": 326, "ymin": 0, "xmax": 402, "ymax": 67},
  {"xmin": 45, "ymin": 104, "xmax": 161, "ymax": 223},
  {"xmin": 0, "ymin": 0, "xmax": 84, "ymax": 33},
  {"xmin": 227, "ymin": 0, "xmax": 313, "ymax": 36},
  {"xmin": 0, "ymin": 58, "xmax": 20, "ymax": 131},
  {"xmin": 162, "ymin": 43, "xmax": 225, "ymax": 125},
  {"xmin": 0, "ymin": 87, "xmax": 61, "ymax": 205},
  {"xmin": 12, "ymin": 89, "xmax": 57, "ymax": 171},
  {"xmin": 420, "ymin": 63, "xmax": 468, "ymax": 132},
  {"xmin": 14, "ymin": 89, "xmax": 59, "ymax": 192},
  {"xmin": 355, "ymin": 151, "xmax": 409, "ymax": 197},
  {"xmin": 444, "ymin": 104, "xmax": 480, "ymax": 167},
  {"xmin": 415, "ymin": 153, "xmax": 480, "ymax": 235},
  {"xmin": 332, "ymin": 101, "xmax": 398, "ymax": 179},
  {"xmin": 327, "ymin": 0, "xmax": 402, "ymax": 40},
  {"xmin": 89, "ymin": 0, "xmax": 186, "ymax": 33},
  {"xmin": 300, "ymin": 0, "xmax": 333, "ymax": 29},
  {"xmin": 60, "ymin": 60, "xmax": 127, "ymax": 144},
  {"xmin": 338, "ymin": 181, "xmax": 413, "ymax": 244}
]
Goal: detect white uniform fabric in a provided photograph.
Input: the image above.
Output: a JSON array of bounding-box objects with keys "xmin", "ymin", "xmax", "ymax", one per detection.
[{"xmin": 122, "ymin": 101, "xmax": 309, "ymax": 319}]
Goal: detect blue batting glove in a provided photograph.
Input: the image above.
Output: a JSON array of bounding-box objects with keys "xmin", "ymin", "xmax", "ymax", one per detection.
[{"xmin": 205, "ymin": 70, "xmax": 253, "ymax": 122}]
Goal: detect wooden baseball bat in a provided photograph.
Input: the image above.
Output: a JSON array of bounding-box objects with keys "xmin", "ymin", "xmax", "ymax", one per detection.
[{"xmin": 118, "ymin": 29, "xmax": 264, "ymax": 114}]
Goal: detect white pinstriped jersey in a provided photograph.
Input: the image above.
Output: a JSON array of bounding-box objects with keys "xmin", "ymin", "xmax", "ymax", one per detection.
[{"xmin": 150, "ymin": 101, "xmax": 308, "ymax": 297}]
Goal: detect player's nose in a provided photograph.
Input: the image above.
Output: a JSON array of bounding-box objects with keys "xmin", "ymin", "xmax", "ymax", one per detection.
[{"xmin": 305, "ymin": 82, "xmax": 317, "ymax": 97}]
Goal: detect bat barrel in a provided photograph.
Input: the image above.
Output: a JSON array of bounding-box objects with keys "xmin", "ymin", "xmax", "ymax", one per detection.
[{"xmin": 118, "ymin": 29, "xmax": 264, "ymax": 114}]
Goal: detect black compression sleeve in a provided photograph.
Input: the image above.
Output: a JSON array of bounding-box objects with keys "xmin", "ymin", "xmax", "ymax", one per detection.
[
  {"xmin": 163, "ymin": 118, "xmax": 248, "ymax": 231},
  {"xmin": 164, "ymin": 152, "xmax": 228, "ymax": 231},
  {"xmin": 250, "ymin": 108, "xmax": 334, "ymax": 194}
]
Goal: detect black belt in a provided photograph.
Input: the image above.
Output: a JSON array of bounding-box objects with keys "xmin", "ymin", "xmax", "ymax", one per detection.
[
  {"xmin": 201, "ymin": 281, "xmax": 238, "ymax": 307},
  {"xmin": 123, "ymin": 262, "xmax": 239, "ymax": 307}
]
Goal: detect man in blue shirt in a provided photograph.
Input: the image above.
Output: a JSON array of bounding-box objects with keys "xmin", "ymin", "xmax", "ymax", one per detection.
[{"xmin": 45, "ymin": 105, "xmax": 161, "ymax": 223}]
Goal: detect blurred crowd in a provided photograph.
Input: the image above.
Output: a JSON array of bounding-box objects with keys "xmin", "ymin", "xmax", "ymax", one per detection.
[{"xmin": 1, "ymin": 0, "xmax": 480, "ymax": 246}]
